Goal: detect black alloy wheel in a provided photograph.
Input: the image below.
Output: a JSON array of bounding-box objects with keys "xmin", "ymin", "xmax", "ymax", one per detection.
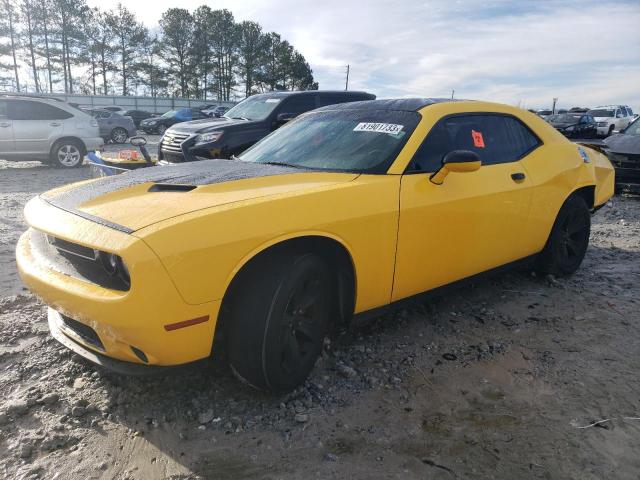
[
  {"xmin": 226, "ymin": 252, "xmax": 332, "ymax": 392},
  {"xmin": 537, "ymin": 195, "xmax": 591, "ymax": 276}
]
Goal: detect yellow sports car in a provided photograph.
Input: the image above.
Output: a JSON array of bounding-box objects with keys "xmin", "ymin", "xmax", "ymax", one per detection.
[{"xmin": 16, "ymin": 99, "xmax": 614, "ymax": 392}]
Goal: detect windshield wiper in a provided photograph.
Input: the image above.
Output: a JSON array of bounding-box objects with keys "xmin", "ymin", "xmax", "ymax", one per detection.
[{"xmin": 262, "ymin": 161, "xmax": 308, "ymax": 169}]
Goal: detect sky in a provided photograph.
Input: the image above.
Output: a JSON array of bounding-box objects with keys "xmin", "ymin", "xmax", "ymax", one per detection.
[{"xmin": 88, "ymin": 0, "xmax": 640, "ymax": 111}]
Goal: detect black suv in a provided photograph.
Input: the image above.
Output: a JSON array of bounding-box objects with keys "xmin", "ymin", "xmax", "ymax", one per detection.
[{"xmin": 158, "ymin": 90, "xmax": 376, "ymax": 162}]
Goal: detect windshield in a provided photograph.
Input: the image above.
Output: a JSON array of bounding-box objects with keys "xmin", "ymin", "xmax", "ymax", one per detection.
[
  {"xmin": 161, "ymin": 110, "xmax": 177, "ymax": 118},
  {"xmin": 548, "ymin": 114, "xmax": 579, "ymax": 123},
  {"xmin": 538, "ymin": 110, "xmax": 552, "ymax": 115},
  {"xmin": 588, "ymin": 109, "xmax": 614, "ymax": 117},
  {"xmin": 238, "ymin": 109, "xmax": 420, "ymax": 173},
  {"xmin": 623, "ymin": 118, "xmax": 640, "ymax": 135},
  {"xmin": 224, "ymin": 95, "xmax": 282, "ymax": 121}
]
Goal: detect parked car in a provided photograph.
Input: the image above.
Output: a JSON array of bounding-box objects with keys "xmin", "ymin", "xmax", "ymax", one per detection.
[
  {"xmin": 210, "ymin": 106, "xmax": 230, "ymax": 117},
  {"xmin": 569, "ymin": 107, "xmax": 590, "ymax": 114},
  {"xmin": 537, "ymin": 109, "xmax": 553, "ymax": 119},
  {"xmin": 588, "ymin": 105, "xmax": 633, "ymax": 137},
  {"xmin": 158, "ymin": 90, "xmax": 376, "ymax": 162},
  {"xmin": 100, "ymin": 106, "xmax": 129, "ymax": 115},
  {"xmin": 0, "ymin": 94, "xmax": 102, "ymax": 168},
  {"xmin": 198, "ymin": 104, "xmax": 218, "ymax": 114},
  {"xmin": 139, "ymin": 108, "xmax": 208, "ymax": 135},
  {"xmin": 602, "ymin": 116, "xmax": 640, "ymax": 192},
  {"xmin": 17, "ymin": 98, "xmax": 614, "ymax": 391},
  {"xmin": 89, "ymin": 109, "xmax": 137, "ymax": 144},
  {"xmin": 122, "ymin": 109, "xmax": 153, "ymax": 128},
  {"xmin": 547, "ymin": 113, "xmax": 597, "ymax": 138}
]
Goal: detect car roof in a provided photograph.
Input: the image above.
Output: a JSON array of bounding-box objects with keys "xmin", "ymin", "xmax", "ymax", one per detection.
[
  {"xmin": 0, "ymin": 93, "xmax": 64, "ymax": 103},
  {"xmin": 254, "ymin": 90, "xmax": 374, "ymax": 98},
  {"xmin": 314, "ymin": 98, "xmax": 461, "ymax": 113}
]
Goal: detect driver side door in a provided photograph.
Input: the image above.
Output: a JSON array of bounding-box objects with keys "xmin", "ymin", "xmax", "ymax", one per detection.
[{"xmin": 392, "ymin": 113, "xmax": 540, "ymax": 301}]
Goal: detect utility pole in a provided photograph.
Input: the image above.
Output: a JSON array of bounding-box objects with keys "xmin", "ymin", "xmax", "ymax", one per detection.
[
  {"xmin": 451, "ymin": 89, "xmax": 455, "ymax": 99},
  {"xmin": 552, "ymin": 97, "xmax": 558, "ymax": 114},
  {"xmin": 345, "ymin": 65, "xmax": 350, "ymax": 91}
]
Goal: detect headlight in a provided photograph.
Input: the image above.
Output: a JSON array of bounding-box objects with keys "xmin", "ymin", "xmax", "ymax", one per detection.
[
  {"xmin": 99, "ymin": 252, "xmax": 130, "ymax": 288},
  {"xmin": 147, "ymin": 120, "xmax": 157, "ymax": 125},
  {"xmin": 196, "ymin": 131, "xmax": 223, "ymax": 144},
  {"xmin": 565, "ymin": 126, "xmax": 575, "ymax": 131}
]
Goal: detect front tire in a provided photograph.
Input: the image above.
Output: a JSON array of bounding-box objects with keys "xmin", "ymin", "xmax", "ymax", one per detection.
[
  {"xmin": 537, "ymin": 195, "xmax": 590, "ymax": 276},
  {"xmin": 227, "ymin": 252, "xmax": 332, "ymax": 392},
  {"xmin": 50, "ymin": 139, "xmax": 84, "ymax": 168}
]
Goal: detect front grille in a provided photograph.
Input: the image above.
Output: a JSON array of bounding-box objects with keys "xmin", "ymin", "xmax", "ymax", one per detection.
[
  {"xmin": 47, "ymin": 235, "xmax": 96, "ymax": 260},
  {"xmin": 609, "ymin": 152, "xmax": 640, "ymax": 171},
  {"xmin": 61, "ymin": 314, "xmax": 105, "ymax": 351},
  {"xmin": 31, "ymin": 231, "xmax": 130, "ymax": 291},
  {"xmin": 161, "ymin": 132, "xmax": 191, "ymax": 153}
]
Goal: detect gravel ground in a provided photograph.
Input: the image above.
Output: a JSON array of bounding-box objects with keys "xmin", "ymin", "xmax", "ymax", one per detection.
[{"xmin": 1, "ymin": 159, "xmax": 639, "ymax": 479}]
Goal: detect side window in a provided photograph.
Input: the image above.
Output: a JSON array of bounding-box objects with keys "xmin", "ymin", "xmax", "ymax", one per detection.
[
  {"xmin": 408, "ymin": 114, "xmax": 540, "ymax": 173},
  {"xmin": 8, "ymin": 100, "xmax": 73, "ymax": 120},
  {"xmin": 627, "ymin": 107, "xmax": 634, "ymax": 116},
  {"xmin": 280, "ymin": 95, "xmax": 317, "ymax": 116}
]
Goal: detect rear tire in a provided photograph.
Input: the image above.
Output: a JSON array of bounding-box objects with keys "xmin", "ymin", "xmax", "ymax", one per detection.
[
  {"xmin": 50, "ymin": 139, "xmax": 84, "ymax": 168},
  {"xmin": 227, "ymin": 252, "xmax": 332, "ymax": 392},
  {"xmin": 536, "ymin": 195, "xmax": 590, "ymax": 276},
  {"xmin": 111, "ymin": 127, "xmax": 128, "ymax": 144}
]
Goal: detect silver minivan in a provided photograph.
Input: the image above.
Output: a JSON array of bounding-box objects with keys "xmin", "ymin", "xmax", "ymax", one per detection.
[{"xmin": 0, "ymin": 94, "xmax": 103, "ymax": 168}]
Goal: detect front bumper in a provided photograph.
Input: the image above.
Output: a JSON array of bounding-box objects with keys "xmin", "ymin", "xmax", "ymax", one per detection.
[
  {"xmin": 48, "ymin": 308, "xmax": 177, "ymax": 375},
  {"xmin": 597, "ymin": 125, "xmax": 612, "ymax": 136},
  {"xmin": 16, "ymin": 198, "xmax": 222, "ymax": 367}
]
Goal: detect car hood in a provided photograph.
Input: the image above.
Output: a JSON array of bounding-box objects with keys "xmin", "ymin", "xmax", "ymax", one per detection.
[
  {"xmin": 167, "ymin": 117, "xmax": 255, "ymax": 134},
  {"xmin": 604, "ymin": 133, "xmax": 640, "ymax": 155},
  {"xmin": 40, "ymin": 159, "xmax": 358, "ymax": 233}
]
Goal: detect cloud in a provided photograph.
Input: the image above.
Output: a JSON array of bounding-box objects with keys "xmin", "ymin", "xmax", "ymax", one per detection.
[{"xmin": 88, "ymin": 0, "xmax": 640, "ymax": 110}]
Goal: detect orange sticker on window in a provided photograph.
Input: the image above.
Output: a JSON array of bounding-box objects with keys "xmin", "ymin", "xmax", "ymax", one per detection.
[{"xmin": 471, "ymin": 130, "xmax": 485, "ymax": 148}]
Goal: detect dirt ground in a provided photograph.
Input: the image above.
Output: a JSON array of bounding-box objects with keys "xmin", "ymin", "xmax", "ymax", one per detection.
[{"xmin": 1, "ymin": 158, "xmax": 639, "ymax": 480}]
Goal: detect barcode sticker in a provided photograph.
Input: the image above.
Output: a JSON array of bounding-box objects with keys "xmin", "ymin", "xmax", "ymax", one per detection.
[{"xmin": 353, "ymin": 123, "xmax": 404, "ymax": 135}]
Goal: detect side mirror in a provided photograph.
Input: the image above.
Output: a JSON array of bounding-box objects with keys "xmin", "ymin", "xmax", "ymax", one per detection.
[
  {"xmin": 276, "ymin": 112, "xmax": 297, "ymax": 124},
  {"xmin": 430, "ymin": 150, "xmax": 481, "ymax": 185},
  {"xmin": 130, "ymin": 136, "xmax": 147, "ymax": 147}
]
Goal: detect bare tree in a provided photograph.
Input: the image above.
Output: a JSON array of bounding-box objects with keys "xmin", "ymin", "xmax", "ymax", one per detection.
[{"xmin": 0, "ymin": 0, "xmax": 22, "ymax": 92}]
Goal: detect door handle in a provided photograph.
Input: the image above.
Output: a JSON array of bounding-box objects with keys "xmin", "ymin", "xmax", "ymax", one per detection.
[
  {"xmin": 511, "ymin": 172, "xmax": 526, "ymax": 182},
  {"xmin": 49, "ymin": 122, "xmax": 62, "ymax": 127},
  {"xmin": 0, "ymin": 122, "xmax": 11, "ymax": 128}
]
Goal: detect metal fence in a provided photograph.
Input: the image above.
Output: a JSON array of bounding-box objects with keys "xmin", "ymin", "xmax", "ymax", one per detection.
[{"xmin": 3, "ymin": 93, "xmax": 236, "ymax": 113}]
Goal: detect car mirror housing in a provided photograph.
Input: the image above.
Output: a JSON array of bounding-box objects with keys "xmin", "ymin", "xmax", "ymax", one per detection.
[
  {"xmin": 429, "ymin": 150, "xmax": 481, "ymax": 185},
  {"xmin": 130, "ymin": 136, "xmax": 147, "ymax": 147},
  {"xmin": 277, "ymin": 113, "xmax": 297, "ymax": 123}
]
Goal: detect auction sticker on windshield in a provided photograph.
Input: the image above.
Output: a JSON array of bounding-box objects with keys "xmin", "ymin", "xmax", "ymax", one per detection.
[{"xmin": 353, "ymin": 123, "xmax": 404, "ymax": 135}]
